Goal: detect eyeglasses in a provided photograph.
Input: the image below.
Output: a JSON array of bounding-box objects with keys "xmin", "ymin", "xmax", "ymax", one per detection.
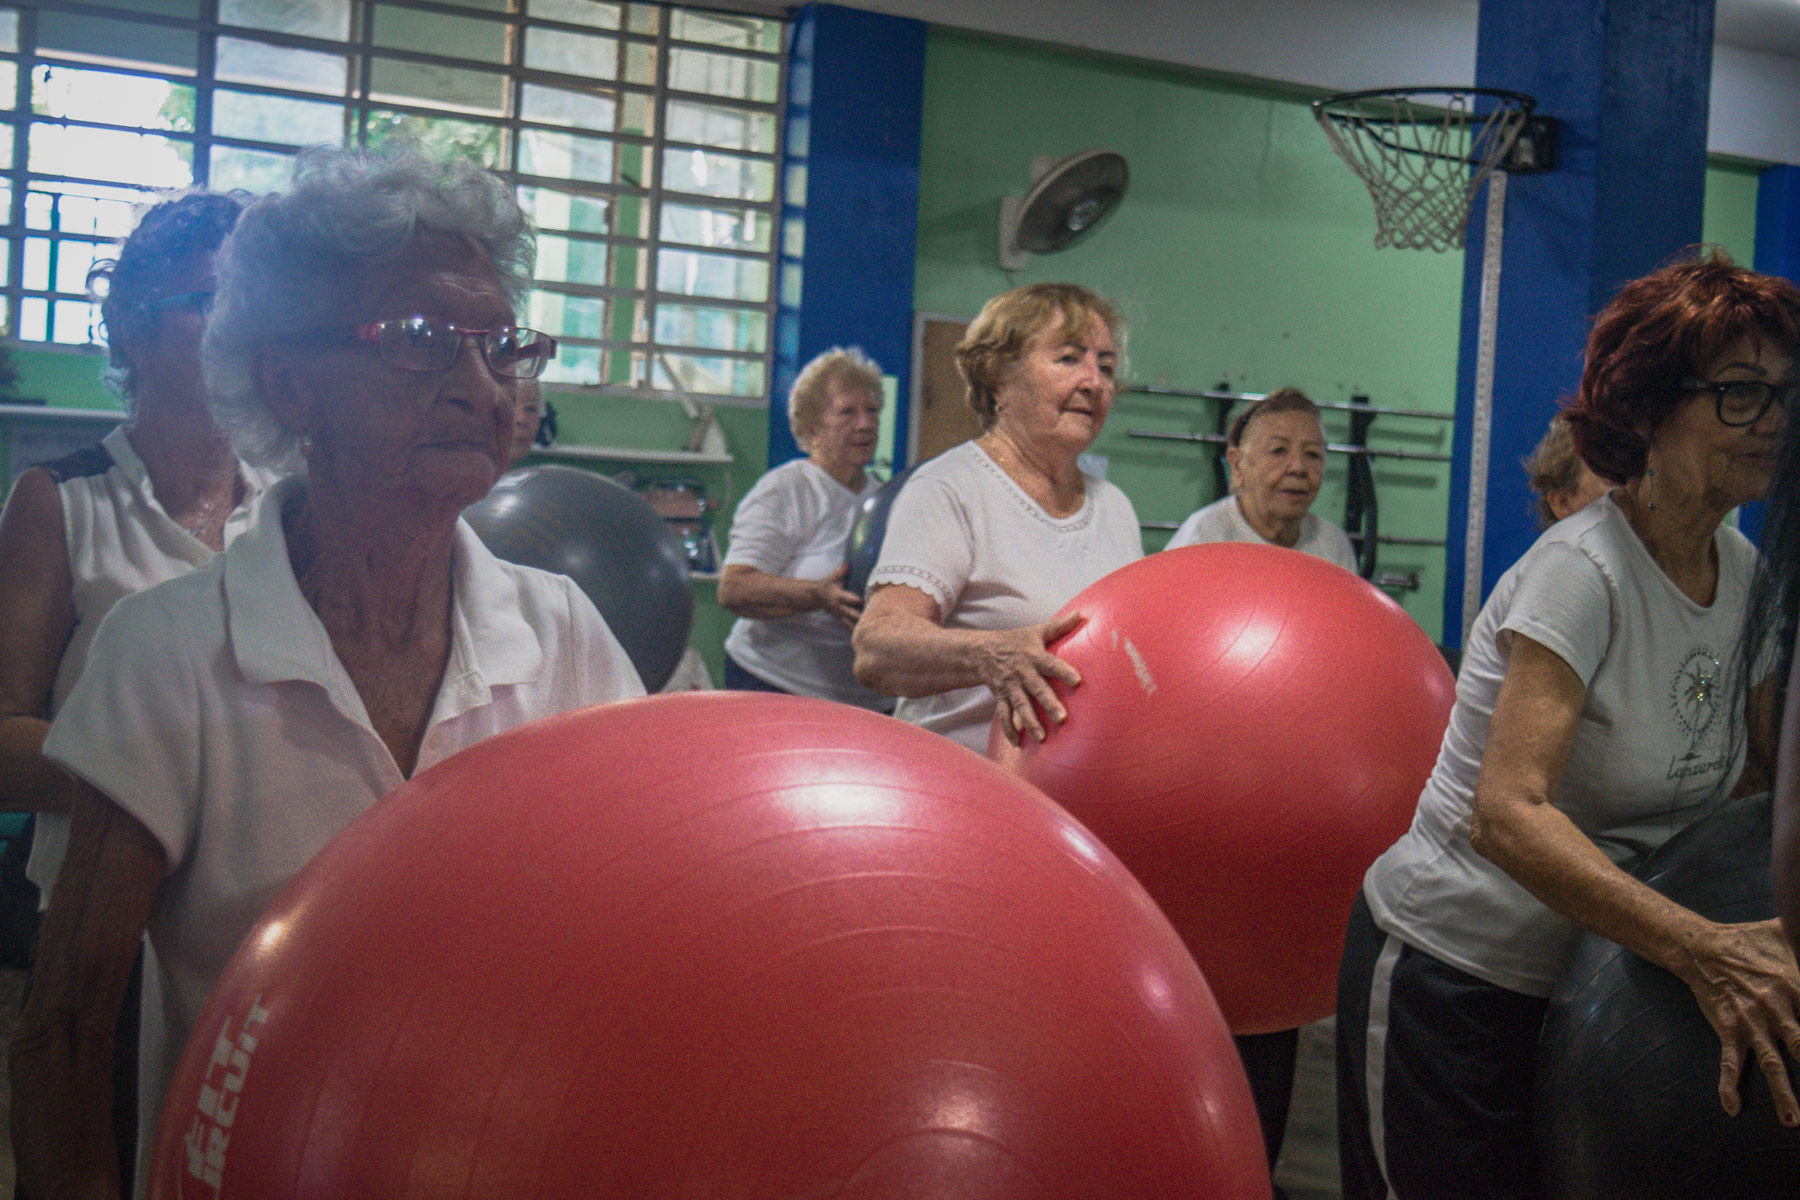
[
  {"xmin": 1680, "ymin": 375, "xmax": 1797, "ymax": 427},
  {"xmin": 152, "ymin": 290, "xmax": 215, "ymax": 315},
  {"xmin": 325, "ymin": 316, "xmax": 558, "ymax": 380}
]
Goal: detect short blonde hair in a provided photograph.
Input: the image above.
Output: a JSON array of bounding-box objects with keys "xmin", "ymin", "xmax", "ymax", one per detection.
[
  {"xmin": 955, "ymin": 283, "xmax": 1123, "ymax": 430},
  {"xmin": 788, "ymin": 347, "xmax": 883, "ymax": 451},
  {"xmin": 1524, "ymin": 412, "xmax": 1584, "ymax": 528}
]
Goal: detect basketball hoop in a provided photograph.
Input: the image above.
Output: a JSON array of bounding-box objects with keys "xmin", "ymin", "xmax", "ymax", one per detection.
[{"xmin": 1312, "ymin": 87, "xmax": 1554, "ymax": 253}]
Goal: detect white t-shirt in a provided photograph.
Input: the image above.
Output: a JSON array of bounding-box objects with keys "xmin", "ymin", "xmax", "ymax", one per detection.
[
  {"xmin": 722, "ymin": 457, "xmax": 888, "ymax": 708},
  {"xmin": 32, "ymin": 424, "xmax": 272, "ymax": 898},
  {"xmin": 867, "ymin": 441, "xmax": 1143, "ymax": 751},
  {"xmin": 1164, "ymin": 495, "xmax": 1358, "ymax": 572},
  {"xmin": 41, "ymin": 475, "xmax": 645, "ymax": 1190},
  {"xmin": 1364, "ymin": 495, "xmax": 1759, "ymax": 997}
]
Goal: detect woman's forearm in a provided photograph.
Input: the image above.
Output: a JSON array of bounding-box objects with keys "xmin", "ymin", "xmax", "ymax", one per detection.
[
  {"xmin": 853, "ymin": 608, "xmax": 994, "ymax": 698},
  {"xmin": 0, "ymin": 715, "xmax": 74, "ymax": 813},
  {"xmin": 717, "ymin": 566, "xmax": 822, "ymax": 620}
]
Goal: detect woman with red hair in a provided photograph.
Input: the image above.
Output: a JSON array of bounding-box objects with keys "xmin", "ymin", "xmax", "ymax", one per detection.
[{"xmin": 1339, "ymin": 251, "xmax": 1800, "ymax": 1200}]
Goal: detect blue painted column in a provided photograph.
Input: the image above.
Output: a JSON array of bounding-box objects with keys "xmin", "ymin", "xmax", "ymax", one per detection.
[
  {"xmin": 770, "ymin": 4, "xmax": 926, "ymax": 469},
  {"xmin": 1442, "ymin": 0, "xmax": 1715, "ymax": 645},
  {"xmin": 1737, "ymin": 163, "xmax": 1800, "ymax": 546}
]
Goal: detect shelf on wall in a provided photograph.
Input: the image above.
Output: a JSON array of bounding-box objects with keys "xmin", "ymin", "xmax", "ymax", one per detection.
[
  {"xmin": 0, "ymin": 403, "xmax": 125, "ymax": 424},
  {"xmin": 530, "ymin": 443, "xmax": 733, "ymax": 466}
]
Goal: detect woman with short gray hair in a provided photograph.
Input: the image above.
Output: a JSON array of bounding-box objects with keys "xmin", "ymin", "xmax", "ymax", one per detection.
[
  {"xmin": 717, "ymin": 346, "xmax": 890, "ymax": 708},
  {"xmin": 12, "ymin": 145, "xmax": 645, "ymax": 1197}
]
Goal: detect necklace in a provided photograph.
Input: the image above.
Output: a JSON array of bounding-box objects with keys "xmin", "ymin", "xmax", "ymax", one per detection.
[{"xmin": 180, "ymin": 473, "xmax": 247, "ymax": 542}]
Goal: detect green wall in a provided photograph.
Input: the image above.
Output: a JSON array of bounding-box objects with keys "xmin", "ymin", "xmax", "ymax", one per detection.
[{"xmin": 913, "ymin": 28, "xmax": 1767, "ymax": 642}]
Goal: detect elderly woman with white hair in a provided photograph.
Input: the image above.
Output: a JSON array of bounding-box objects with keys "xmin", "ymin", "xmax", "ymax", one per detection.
[
  {"xmin": 716, "ymin": 347, "xmax": 890, "ymax": 709},
  {"xmin": 11, "ymin": 145, "xmax": 644, "ymax": 1197}
]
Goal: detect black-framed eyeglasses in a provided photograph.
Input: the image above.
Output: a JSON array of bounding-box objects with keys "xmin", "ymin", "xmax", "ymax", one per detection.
[
  {"xmin": 152, "ymin": 290, "xmax": 215, "ymax": 315},
  {"xmin": 321, "ymin": 316, "xmax": 558, "ymax": 380},
  {"xmin": 1680, "ymin": 375, "xmax": 1797, "ymax": 427}
]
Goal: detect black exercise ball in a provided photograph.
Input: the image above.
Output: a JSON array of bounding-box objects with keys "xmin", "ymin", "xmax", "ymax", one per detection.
[
  {"xmin": 843, "ymin": 466, "xmax": 915, "ymax": 598},
  {"xmin": 1536, "ymin": 792, "xmax": 1800, "ymax": 1198},
  {"xmin": 464, "ymin": 465, "xmax": 693, "ymax": 691}
]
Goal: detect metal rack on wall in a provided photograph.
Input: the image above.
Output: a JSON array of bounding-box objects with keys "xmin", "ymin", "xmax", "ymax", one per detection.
[{"xmin": 1126, "ymin": 386, "xmax": 1452, "ymax": 591}]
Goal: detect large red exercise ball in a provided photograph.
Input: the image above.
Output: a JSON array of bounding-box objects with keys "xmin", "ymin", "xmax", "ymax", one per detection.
[
  {"xmin": 464, "ymin": 464, "xmax": 693, "ymax": 690},
  {"xmin": 991, "ymin": 543, "xmax": 1455, "ymax": 1034},
  {"xmin": 147, "ymin": 693, "xmax": 1272, "ymax": 1200},
  {"xmin": 1536, "ymin": 793, "xmax": 1800, "ymax": 1198}
]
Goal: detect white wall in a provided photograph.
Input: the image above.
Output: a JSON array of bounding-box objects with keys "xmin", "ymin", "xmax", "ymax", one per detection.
[{"xmin": 844, "ymin": 0, "xmax": 1800, "ymax": 166}]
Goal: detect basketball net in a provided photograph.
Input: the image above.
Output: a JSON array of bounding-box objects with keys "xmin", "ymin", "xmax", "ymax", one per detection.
[{"xmin": 1314, "ymin": 90, "xmax": 1533, "ymax": 253}]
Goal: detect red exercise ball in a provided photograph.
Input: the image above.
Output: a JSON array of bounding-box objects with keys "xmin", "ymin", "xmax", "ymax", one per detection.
[
  {"xmin": 991, "ymin": 544, "xmax": 1454, "ymax": 1034},
  {"xmin": 149, "ymin": 693, "xmax": 1271, "ymax": 1200}
]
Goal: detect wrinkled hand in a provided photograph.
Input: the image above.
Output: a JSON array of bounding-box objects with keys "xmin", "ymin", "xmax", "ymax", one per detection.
[
  {"xmin": 977, "ymin": 610, "xmax": 1085, "ymax": 745},
  {"xmin": 809, "ymin": 564, "xmax": 863, "ymax": 629},
  {"xmin": 1681, "ymin": 918, "xmax": 1800, "ymax": 1125}
]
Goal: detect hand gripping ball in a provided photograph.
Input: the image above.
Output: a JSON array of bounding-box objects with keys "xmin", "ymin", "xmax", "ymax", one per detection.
[
  {"xmin": 148, "ymin": 693, "xmax": 1272, "ymax": 1200},
  {"xmin": 991, "ymin": 544, "xmax": 1454, "ymax": 1034}
]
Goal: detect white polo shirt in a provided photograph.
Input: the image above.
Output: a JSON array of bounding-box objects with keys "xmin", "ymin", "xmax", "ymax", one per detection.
[
  {"xmin": 1164, "ymin": 495, "xmax": 1358, "ymax": 572},
  {"xmin": 42, "ymin": 474, "xmax": 645, "ymax": 1188}
]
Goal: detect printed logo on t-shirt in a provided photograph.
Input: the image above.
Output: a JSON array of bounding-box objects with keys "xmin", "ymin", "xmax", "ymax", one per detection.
[{"xmin": 1666, "ymin": 646, "xmax": 1728, "ymax": 787}]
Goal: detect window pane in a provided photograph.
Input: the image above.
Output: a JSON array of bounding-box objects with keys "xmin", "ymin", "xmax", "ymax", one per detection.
[
  {"xmin": 534, "ymin": 234, "xmax": 609, "ymax": 286},
  {"xmin": 666, "ymin": 99, "xmax": 775, "ymax": 154},
  {"xmin": 18, "ymin": 297, "xmax": 45, "ymax": 341},
  {"xmin": 525, "ymin": 28, "xmax": 618, "ymax": 80},
  {"xmin": 662, "ymin": 147, "xmax": 773, "ymax": 202},
  {"xmin": 0, "ymin": 9, "xmax": 17, "ymax": 53},
  {"xmin": 660, "ymin": 203, "xmax": 770, "ymax": 252},
  {"xmin": 517, "ymin": 185, "xmax": 610, "ymax": 235},
  {"xmin": 528, "ymin": 0, "xmax": 621, "ymax": 31},
  {"xmin": 37, "ymin": 13, "xmax": 197, "ymax": 74},
  {"xmin": 217, "ymin": 37, "xmax": 348, "ymax": 95},
  {"xmin": 520, "ymin": 128, "xmax": 615, "ymax": 184},
  {"xmin": 0, "ymin": 62, "xmax": 16, "ymax": 103},
  {"xmin": 213, "ymin": 89, "xmax": 345, "ymax": 146},
  {"xmin": 370, "ymin": 58, "xmax": 509, "ymax": 117},
  {"xmin": 365, "ymin": 111, "xmax": 503, "ymax": 168},
  {"xmin": 34, "ymin": 66, "xmax": 194, "ymax": 133},
  {"xmin": 372, "ymin": 5, "xmax": 507, "ymax": 64},
  {"xmin": 220, "ymin": 0, "xmax": 350, "ymax": 41},
  {"xmin": 654, "ymin": 351, "xmax": 763, "ymax": 397},
  {"xmin": 53, "ymin": 298, "xmax": 99, "ymax": 344},
  {"xmin": 668, "ymin": 48, "xmax": 778, "ymax": 102},
  {"xmin": 625, "ymin": 41, "xmax": 656, "ymax": 86},
  {"xmin": 54, "ymin": 239, "xmax": 100, "ymax": 295},
  {"xmin": 210, "ymin": 145, "xmax": 296, "ymax": 194},
  {"xmin": 22, "ymin": 236, "xmax": 46, "ymax": 290},
  {"xmin": 655, "ymin": 303, "xmax": 766, "ymax": 353},
  {"xmin": 542, "ymin": 340, "xmax": 600, "ymax": 385},
  {"xmin": 529, "ymin": 290, "xmax": 607, "ymax": 339},
  {"xmin": 656, "ymin": 248, "xmax": 768, "ymax": 302},
  {"xmin": 30, "ymin": 126, "xmax": 193, "ymax": 189},
  {"xmin": 520, "ymin": 82, "xmax": 616, "ymax": 132},
  {"xmin": 671, "ymin": 11, "xmax": 780, "ymax": 53}
]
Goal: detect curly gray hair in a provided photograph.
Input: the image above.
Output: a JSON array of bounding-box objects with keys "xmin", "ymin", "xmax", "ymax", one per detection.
[
  {"xmin": 788, "ymin": 346, "xmax": 883, "ymax": 451},
  {"xmin": 203, "ymin": 144, "xmax": 535, "ymax": 472}
]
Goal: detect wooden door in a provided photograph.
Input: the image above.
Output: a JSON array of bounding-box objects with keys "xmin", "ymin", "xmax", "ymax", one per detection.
[{"xmin": 915, "ymin": 316, "xmax": 983, "ymax": 463}]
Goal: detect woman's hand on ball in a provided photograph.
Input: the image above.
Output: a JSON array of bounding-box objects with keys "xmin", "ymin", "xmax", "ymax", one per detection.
[
  {"xmin": 1682, "ymin": 918, "xmax": 1800, "ymax": 1125},
  {"xmin": 979, "ymin": 611, "xmax": 1084, "ymax": 745},
  {"xmin": 810, "ymin": 564, "xmax": 864, "ymax": 628}
]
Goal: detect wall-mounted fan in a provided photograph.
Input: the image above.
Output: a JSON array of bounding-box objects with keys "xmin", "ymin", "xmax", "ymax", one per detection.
[{"xmin": 998, "ymin": 150, "xmax": 1130, "ymax": 271}]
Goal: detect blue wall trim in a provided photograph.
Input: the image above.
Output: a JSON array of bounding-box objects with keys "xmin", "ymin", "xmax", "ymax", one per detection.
[
  {"xmin": 770, "ymin": 3, "xmax": 926, "ymax": 469},
  {"xmin": 1443, "ymin": 0, "xmax": 1715, "ymax": 645}
]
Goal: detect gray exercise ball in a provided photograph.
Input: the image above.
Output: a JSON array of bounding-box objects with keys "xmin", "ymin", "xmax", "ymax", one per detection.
[{"xmin": 464, "ymin": 465, "xmax": 693, "ymax": 692}]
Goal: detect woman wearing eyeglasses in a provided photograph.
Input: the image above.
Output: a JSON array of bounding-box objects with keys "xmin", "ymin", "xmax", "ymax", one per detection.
[
  {"xmin": 11, "ymin": 147, "xmax": 644, "ymax": 1199},
  {"xmin": 1338, "ymin": 253, "xmax": 1800, "ymax": 1200}
]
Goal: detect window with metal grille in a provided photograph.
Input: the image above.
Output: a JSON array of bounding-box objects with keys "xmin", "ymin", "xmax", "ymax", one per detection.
[{"xmin": 1, "ymin": 0, "xmax": 783, "ymax": 400}]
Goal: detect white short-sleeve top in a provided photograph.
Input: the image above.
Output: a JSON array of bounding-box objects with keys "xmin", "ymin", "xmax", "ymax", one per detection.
[
  {"xmin": 722, "ymin": 457, "xmax": 888, "ymax": 708},
  {"xmin": 866, "ymin": 441, "xmax": 1143, "ymax": 751},
  {"xmin": 1164, "ymin": 495, "xmax": 1358, "ymax": 572},
  {"xmin": 42, "ymin": 474, "xmax": 646, "ymax": 1177},
  {"xmin": 1364, "ymin": 495, "xmax": 1758, "ymax": 997},
  {"xmin": 31, "ymin": 424, "xmax": 272, "ymax": 896}
]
